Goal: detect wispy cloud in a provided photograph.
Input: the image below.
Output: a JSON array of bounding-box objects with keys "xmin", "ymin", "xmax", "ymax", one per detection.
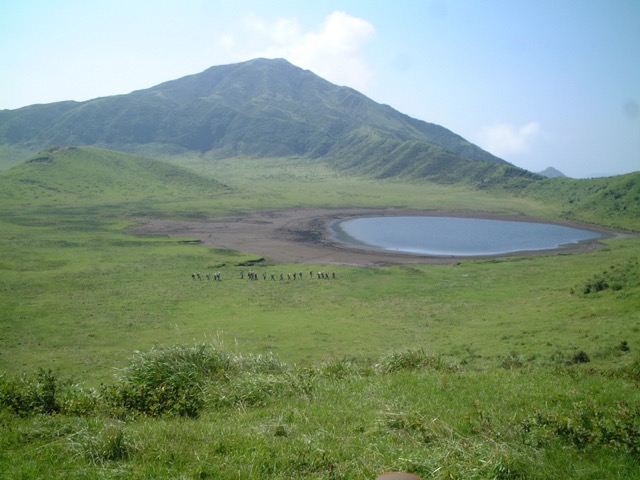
[
  {"xmin": 220, "ymin": 11, "xmax": 376, "ymax": 91},
  {"xmin": 476, "ymin": 122, "xmax": 540, "ymax": 157}
]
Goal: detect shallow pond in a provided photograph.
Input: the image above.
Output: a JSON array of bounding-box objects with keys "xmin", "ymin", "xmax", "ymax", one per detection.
[{"xmin": 331, "ymin": 216, "xmax": 604, "ymax": 256}]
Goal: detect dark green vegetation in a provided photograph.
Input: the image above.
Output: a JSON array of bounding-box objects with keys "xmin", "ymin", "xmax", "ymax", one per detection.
[
  {"xmin": 1, "ymin": 60, "xmax": 639, "ymax": 477},
  {"xmin": 3, "ymin": 346, "xmax": 640, "ymax": 478}
]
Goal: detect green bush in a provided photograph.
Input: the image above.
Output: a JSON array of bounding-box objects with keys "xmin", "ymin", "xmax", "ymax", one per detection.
[
  {"xmin": 57, "ymin": 384, "xmax": 99, "ymax": 416},
  {"xmin": 523, "ymin": 401, "xmax": 640, "ymax": 454},
  {"xmin": 571, "ymin": 351, "xmax": 591, "ymax": 364},
  {"xmin": 101, "ymin": 379, "xmax": 205, "ymax": 419},
  {"xmin": 0, "ymin": 369, "xmax": 59, "ymax": 416}
]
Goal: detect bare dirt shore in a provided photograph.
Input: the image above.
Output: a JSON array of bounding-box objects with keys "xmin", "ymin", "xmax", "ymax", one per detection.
[{"xmin": 127, "ymin": 207, "xmax": 612, "ymax": 266}]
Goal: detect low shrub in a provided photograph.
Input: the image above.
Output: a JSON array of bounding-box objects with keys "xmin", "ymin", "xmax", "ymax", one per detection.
[
  {"xmin": 101, "ymin": 379, "xmax": 205, "ymax": 419},
  {"xmin": 523, "ymin": 401, "xmax": 640, "ymax": 454},
  {"xmin": 500, "ymin": 351, "xmax": 525, "ymax": 369},
  {"xmin": 578, "ymin": 258, "xmax": 639, "ymax": 295},
  {"xmin": 57, "ymin": 384, "xmax": 99, "ymax": 416},
  {"xmin": 0, "ymin": 369, "xmax": 59, "ymax": 416},
  {"xmin": 570, "ymin": 351, "xmax": 591, "ymax": 364}
]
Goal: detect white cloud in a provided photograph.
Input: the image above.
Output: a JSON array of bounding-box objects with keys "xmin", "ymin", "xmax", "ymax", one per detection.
[
  {"xmin": 221, "ymin": 11, "xmax": 376, "ymax": 91},
  {"xmin": 476, "ymin": 121, "xmax": 540, "ymax": 157}
]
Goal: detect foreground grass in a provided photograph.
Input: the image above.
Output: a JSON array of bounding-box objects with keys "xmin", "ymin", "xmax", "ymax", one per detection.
[{"xmin": 2, "ymin": 345, "xmax": 640, "ymax": 479}]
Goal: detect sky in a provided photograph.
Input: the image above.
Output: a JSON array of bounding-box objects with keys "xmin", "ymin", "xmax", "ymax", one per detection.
[{"xmin": 1, "ymin": 1, "xmax": 639, "ymax": 178}]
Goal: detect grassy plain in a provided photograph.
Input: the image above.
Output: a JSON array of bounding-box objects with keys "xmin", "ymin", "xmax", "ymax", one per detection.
[{"xmin": 1, "ymin": 149, "xmax": 640, "ymax": 478}]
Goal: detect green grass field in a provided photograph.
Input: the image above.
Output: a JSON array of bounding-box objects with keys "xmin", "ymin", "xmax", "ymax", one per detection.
[{"xmin": 1, "ymin": 149, "xmax": 639, "ymax": 478}]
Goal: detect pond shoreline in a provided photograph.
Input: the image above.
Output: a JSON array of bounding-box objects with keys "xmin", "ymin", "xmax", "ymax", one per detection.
[
  {"xmin": 127, "ymin": 207, "xmax": 623, "ymax": 266},
  {"xmin": 329, "ymin": 215, "xmax": 607, "ymax": 257}
]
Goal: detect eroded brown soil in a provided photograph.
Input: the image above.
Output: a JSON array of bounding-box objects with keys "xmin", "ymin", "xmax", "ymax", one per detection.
[{"xmin": 127, "ymin": 207, "xmax": 611, "ymax": 266}]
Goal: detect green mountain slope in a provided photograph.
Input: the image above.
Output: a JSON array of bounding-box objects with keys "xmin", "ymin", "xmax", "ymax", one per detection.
[
  {"xmin": 326, "ymin": 125, "xmax": 537, "ymax": 186},
  {"xmin": 0, "ymin": 58, "xmax": 535, "ymax": 185},
  {"xmin": 0, "ymin": 146, "xmax": 227, "ymax": 207},
  {"xmin": 522, "ymin": 172, "xmax": 640, "ymax": 230}
]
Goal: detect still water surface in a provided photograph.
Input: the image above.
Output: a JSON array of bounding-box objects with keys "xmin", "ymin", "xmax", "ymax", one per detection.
[{"xmin": 332, "ymin": 216, "xmax": 603, "ymax": 256}]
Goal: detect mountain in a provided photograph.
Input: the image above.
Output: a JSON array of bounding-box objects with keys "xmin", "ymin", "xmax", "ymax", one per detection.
[
  {"xmin": 538, "ymin": 167, "xmax": 567, "ymax": 178},
  {"xmin": 0, "ymin": 58, "xmax": 538, "ymax": 185}
]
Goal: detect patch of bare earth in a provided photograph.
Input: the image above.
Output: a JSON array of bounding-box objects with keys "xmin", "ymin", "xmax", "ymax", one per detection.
[{"xmin": 127, "ymin": 208, "xmax": 611, "ymax": 266}]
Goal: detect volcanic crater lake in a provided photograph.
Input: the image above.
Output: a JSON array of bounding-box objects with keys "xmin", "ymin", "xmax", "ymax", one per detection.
[{"xmin": 331, "ymin": 216, "xmax": 604, "ymax": 257}]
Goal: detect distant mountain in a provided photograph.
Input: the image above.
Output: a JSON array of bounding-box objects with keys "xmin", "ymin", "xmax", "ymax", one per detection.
[
  {"xmin": 538, "ymin": 167, "xmax": 567, "ymax": 178},
  {"xmin": 0, "ymin": 58, "xmax": 538, "ymax": 185}
]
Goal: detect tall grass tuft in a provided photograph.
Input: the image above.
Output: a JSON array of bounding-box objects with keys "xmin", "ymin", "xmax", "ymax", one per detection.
[
  {"xmin": 375, "ymin": 348, "xmax": 457, "ymax": 374},
  {"xmin": 123, "ymin": 344, "xmax": 235, "ymax": 383},
  {"xmin": 318, "ymin": 357, "xmax": 365, "ymax": 379},
  {"xmin": 100, "ymin": 345, "xmax": 296, "ymax": 417},
  {"xmin": 232, "ymin": 351, "xmax": 290, "ymax": 374},
  {"xmin": 209, "ymin": 373, "xmax": 300, "ymax": 408},
  {"xmin": 102, "ymin": 344, "xmax": 233, "ymax": 418},
  {"xmin": 72, "ymin": 421, "xmax": 135, "ymax": 465}
]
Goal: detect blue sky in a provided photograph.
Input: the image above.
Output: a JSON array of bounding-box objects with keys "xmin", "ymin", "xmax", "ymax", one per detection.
[{"xmin": 1, "ymin": 0, "xmax": 638, "ymax": 178}]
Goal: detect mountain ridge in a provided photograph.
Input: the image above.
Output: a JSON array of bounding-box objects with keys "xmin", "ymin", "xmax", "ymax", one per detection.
[{"xmin": 0, "ymin": 58, "xmax": 535, "ymax": 185}]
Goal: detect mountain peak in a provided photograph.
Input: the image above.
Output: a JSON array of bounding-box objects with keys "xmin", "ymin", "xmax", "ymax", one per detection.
[
  {"xmin": 538, "ymin": 167, "xmax": 567, "ymax": 178},
  {"xmin": 0, "ymin": 58, "xmax": 536, "ymax": 185}
]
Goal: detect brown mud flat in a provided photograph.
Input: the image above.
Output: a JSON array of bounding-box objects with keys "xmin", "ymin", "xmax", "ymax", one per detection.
[{"xmin": 127, "ymin": 207, "xmax": 613, "ymax": 266}]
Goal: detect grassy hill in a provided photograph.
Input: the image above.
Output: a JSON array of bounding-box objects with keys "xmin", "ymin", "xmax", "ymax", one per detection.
[
  {"xmin": 520, "ymin": 171, "xmax": 640, "ymax": 231},
  {"xmin": 0, "ymin": 146, "xmax": 228, "ymax": 212},
  {"xmin": 1, "ymin": 144, "xmax": 640, "ymax": 477}
]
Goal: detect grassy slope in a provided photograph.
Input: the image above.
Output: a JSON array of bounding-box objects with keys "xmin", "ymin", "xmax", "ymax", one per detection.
[
  {"xmin": 521, "ymin": 172, "xmax": 640, "ymax": 231},
  {"xmin": 0, "ymin": 146, "xmax": 227, "ymax": 209},
  {"xmin": 1, "ymin": 147, "xmax": 639, "ymax": 478}
]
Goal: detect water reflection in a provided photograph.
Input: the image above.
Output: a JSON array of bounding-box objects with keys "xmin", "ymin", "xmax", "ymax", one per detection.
[{"xmin": 332, "ymin": 216, "xmax": 603, "ymax": 256}]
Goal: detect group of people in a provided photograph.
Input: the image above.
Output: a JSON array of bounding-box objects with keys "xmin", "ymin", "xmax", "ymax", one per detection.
[
  {"xmin": 191, "ymin": 272, "xmax": 222, "ymax": 281},
  {"xmin": 240, "ymin": 270, "xmax": 336, "ymax": 281},
  {"xmin": 191, "ymin": 270, "xmax": 337, "ymax": 281}
]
